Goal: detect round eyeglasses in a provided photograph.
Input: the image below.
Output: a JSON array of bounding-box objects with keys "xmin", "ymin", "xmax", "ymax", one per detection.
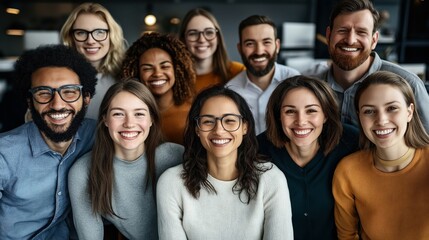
[
  {"xmin": 195, "ymin": 114, "xmax": 243, "ymax": 132},
  {"xmin": 72, "ymin": 29, "xmax": 109, "ymax": 42},
  {"xmin": 28, "ymin": 84, "xmax": 83, "ymax": 104},
  {"xmin": 185, "ymin": 28, "xmax": 218, "ymax": 42}
]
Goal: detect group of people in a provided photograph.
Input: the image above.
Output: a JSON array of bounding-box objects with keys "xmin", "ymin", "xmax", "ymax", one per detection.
[{"xmin": 1, "ymin": 0, "xmax": 429, "ymax": 239}]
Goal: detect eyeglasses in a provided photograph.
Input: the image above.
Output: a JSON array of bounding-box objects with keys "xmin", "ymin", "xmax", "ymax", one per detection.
[
  {"xmin": 185, "ymin": 28, "xmax": 218, "ymax": 42},
  {"xmin": 72, "ymin": 29, "xmax": 109, "ymax": 42},
  {"xmin": 29, "ymin": 84, "xmax": 83, "ymax": 104},
  {"xmin": 195, "ymin": 114, "xmax": 243, "ymax": 132}
]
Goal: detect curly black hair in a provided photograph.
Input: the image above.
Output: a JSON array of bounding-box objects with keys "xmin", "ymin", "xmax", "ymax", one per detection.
[
  {"xmin": 121, "ymin": 32, "xmax": 195, "ymax": 105},
  {"xmin": 14, "ymin": 44, "xmax": 98, "ymax": 101}
]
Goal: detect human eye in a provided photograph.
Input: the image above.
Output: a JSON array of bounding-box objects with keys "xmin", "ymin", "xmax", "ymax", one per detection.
[
  {"xmin": 283, "ymin": 108, "xmax": 296, "ymax": 115},
  {"xmin": 204, "ymin": 28, "xmax": 216, "ymax": 37},
  {"xmin": 111, "ymin": 111, "xmax": 124, "ymax": 117},
  {"xmin": 187, "ymin": 30, "xmax": 198, "ymax": 38},
  {"xmin": 200, "ymin": 116, "xmax": 215, "ymax": 125},
  {"xmin": 263, "ymin": 40, "xmax": 272, "ymax": 46},
  {"xmin": 244, "ymin": 41, "xmax": 255, "ymax": 47},
  {"xmin": 135, "ymin": 111, "xmax": 147, "ymax": 117},
  {"xmin": 74, "ymin": 29, "xmax": 87, "ymax": 36},
  {"xmin": 361, "ymin": 108, "xmax": 375, "ymax": 115},
  {"xmin": 35, "ymin": 88, "xmax": 52, "ymax": 98},
  {"xmin": 386, "ymin": 105, "xmax": 399, "ymax": 112},
  {"xmin": 223, "ymin": 115, "xmax": 239, "ymax": 124}
]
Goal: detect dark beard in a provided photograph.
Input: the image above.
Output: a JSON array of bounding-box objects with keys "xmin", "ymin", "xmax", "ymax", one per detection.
[
  {"xmin": 30, "ymin": 101, "xmax": 88, "ymax": 143},
  {"xmin": 241, "ymin": 53, "xmax": 277, "ymax": 77},
  {"xmin": 329, "ymin": 43, "xmax": 371, "ymax": 71}
]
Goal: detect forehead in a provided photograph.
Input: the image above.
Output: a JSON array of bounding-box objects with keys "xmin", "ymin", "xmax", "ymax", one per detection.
[
  {"xmin": 359, "ymin": 84, "xmax": 406, "ymax": 106},
  {"xmin": 241, "ymin": 24, "xmax": 275, "ymax": 40},
  {"xmin": 186, "ymin": 15, "xmax": 215, "ymax": 30},
  {"xmin": 332, "ymin": 9, "xmax": 374, "ymax": 30},
  {"xmin": 200, "ymin": 96, "xmax": 240, "ymax": 115},
  {"xmin": 139, "ymin": 48, "xmax": 172, "ymax": 63},
  {"xmin": 73, "ymin": 13, "xmax": 108, "ymax": 29},
  {"xmin": 282, "ymin": 87, "xmax": 320, "ymax": 105},
  {"xmin": 31, "ymin": 66, "xmax": 80, "ymax": 87},
  {"xmin": 109, "ymin": 91, "xmax": 149, "ymax": 110}
]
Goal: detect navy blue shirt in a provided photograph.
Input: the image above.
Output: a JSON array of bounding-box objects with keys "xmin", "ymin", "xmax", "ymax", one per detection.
[
  {"xmin": 257, "ymin": 124, "xmax": 359, "ymax": 240},
  {"xmin": 0, "ymin": 119, "xmax": 96, "ymax": 239}
]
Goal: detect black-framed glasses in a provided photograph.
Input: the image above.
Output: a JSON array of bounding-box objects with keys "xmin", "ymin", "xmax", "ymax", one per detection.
[
  {"xmin": 72, "ymin": 29, "xmax": 109, "ymax": 42},
  {"xmin": 185, "ymin": 28, "xmax": 218, "ymax": 42},
  {"xmin": 29, "ymin": 84, "xmax": 83, "ymax": 104},
  {"xmin": 195, "ymin": 114, "xmax": 243, "ymax": 132}
]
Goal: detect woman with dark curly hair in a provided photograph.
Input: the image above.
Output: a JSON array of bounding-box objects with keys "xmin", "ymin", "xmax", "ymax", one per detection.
[
  {"xmin": 156, "ymin": 86, "xmax": 293, "ymax": 240},
  {"xmin": 121, "ymin": 32, "xmax": 195, "ymax": 144},
  {"xmin": 179, "ymin": 8, "xmax": 245, "ymax": 92}
]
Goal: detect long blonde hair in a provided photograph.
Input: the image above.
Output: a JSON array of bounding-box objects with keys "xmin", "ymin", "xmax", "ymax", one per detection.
[{"xmin": 60, "ymin": 2, "xmax": 125, "ymax": 77}]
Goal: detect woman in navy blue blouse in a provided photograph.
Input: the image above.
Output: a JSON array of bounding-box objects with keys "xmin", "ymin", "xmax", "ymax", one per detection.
[{"xmin": 257, "ymin": 75, "xmax": 359, "ymax": 240}]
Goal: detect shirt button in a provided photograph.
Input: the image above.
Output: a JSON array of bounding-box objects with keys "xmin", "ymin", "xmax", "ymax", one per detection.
[
  {"xmin": 304, "ymin": 213, "xmax": 308, "ymax": 217},
  {"xmin": 58, "ymin": 191, "xmax": 62, "ymax": 196}
]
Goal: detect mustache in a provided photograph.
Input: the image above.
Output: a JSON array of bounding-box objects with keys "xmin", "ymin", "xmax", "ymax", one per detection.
[
  {"xmin": 335, "ymin": 43, "xmax": 362, "ymax": 49},
  {"xmin": 249, "ymin": 53, "xmax": 269, "ymax": 60}
]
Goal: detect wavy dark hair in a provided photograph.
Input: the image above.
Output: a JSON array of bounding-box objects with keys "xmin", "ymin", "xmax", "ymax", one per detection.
[
  {"xmin": 121, "ymin": 32, "xmax": 195, "ymax": 105},
  {"xmin": 179, "ymin": 8, "xmax": 234, "ymax": 84},
  {"xmin": 265, "ymin": 75, "xmax": 342, "ymax": 155},
  {"xmin": 329, "ymin": 0, "xmax": 380, "ymax": 34},
  {"xmin": 14, "ymin": 44, "xmax": 97, "ymax": 101},
  {"xmin": 181, "ymin": 85, "xmax": 269, "ymax": 204},
  {"xmin": 354, "ymin": 71, "xmax": 429, "ymax": 149},
  {"xmin": 88, "ymin": 79, "xmax": 162, "ymax": 217}
]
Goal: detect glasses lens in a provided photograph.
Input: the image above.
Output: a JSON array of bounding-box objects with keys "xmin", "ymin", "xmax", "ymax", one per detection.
[
  {"xmin": 73, "ymin": 30, "xmax": 88, "ymax": 42},
  {"xmin": 186, "ymin": 30, "xmax": 199, "ymax": 42},
  {"xmin": 32, "ymin": 88, "xmax": 53, "ymax": 104},
  {"xmin": 203, "ymin": 29, "xmax": 217, "ymax": 40},
  {"xmin": 59, "ymin": 85, "xmax": 82, "ymax": 102},
  {"xmin": 91, "ymin": 29, "xmax": 108, "ymax": 41},
  {"xmin": 197, "ymin": 116, "xmax": 216, "ymax": 131},
  {"xmin": 221, "ymin": 114, "xmax": 241, "ymax": 131}
]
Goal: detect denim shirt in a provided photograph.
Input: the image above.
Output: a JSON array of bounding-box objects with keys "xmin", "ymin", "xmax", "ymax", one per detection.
[
  {"xmin": 311, "ymin": 52, "xmax": 429, "ymax": 132},
  {"xmin": 0, "ymin": 119, "xmax": 96, "ymax": 239}
]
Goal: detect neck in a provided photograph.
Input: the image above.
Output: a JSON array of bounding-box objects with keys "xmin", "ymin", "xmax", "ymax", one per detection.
[
  {"xmin": 285, "ymin": 141, "xmax": 319, "ymax": 167},
  {"xmin": 247, "ymin": 67, "xmax": 275, "ymax": 91},
  {"xmin": 115, "ymin": 145, "xmax": 145, "ymax": 162},
  {"xmin": 331, "ymin": 55, "xmax": 373, "ymax": 90},
  {"xmin": 195, "ymin": 57, "xmax": 213, "ymax": 75},
  {"xmin": 374, "ymin": 145, "xmax": 415, "ymax": 172},
  {"xmin": 156, "ymin": 90, "xmax": 174, "ymax": 112},
  {"xmin": 207, "ymin": 155, "xmax": 238, "ymax": 181}
]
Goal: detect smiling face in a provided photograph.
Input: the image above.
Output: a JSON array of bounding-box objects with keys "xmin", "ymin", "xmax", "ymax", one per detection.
[
  {"xmin": 238, "ymin": 24, "xmax": 279, "ymax": 77},
  {"xmin": 327, "ymin": 9, "xmax": 378, "ymax": 71},
  {"xmin": 184, "ymin": 15, "xmax": 218, "ymax": 62},
  {"xmin": 280, "ymin": 87, "xmax": 326, "ymax": 151},
  {"xmin": 72, "ymin": 13, "xmax": 110, "ymax": 69},
  {"xmin": 104, "ymin": 91, "xmax": 153, "ymax": 160},
  {"xmin": 29, "ymin": 67, "xmax": 89, "ymax": 143},
  {"xmin": 358, "ymin": 84, "xmax": 413, "ymax": 151},
  {"xmin": 139, "ymin": 48, "xmax": 175, "ymax": 97},
  {"xmin": 196, "ymin": 96, "xmax": 248, "ymax": 163}
]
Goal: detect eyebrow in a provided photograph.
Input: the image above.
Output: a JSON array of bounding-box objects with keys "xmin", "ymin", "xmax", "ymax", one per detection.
[
  {"xmin": 360, "ymin": 101, "xmax": 400, "ymax": 109},
  {"xmin": 282, "ymin": 104, "xmax": 321, "ymax": 108},
  {"xmin": 109, "ymin": 107, "xmax": 149, "ymax": 112},
  {"xmin": 139, "ymin": 60, "xmax": 172, "ymax": 67}
]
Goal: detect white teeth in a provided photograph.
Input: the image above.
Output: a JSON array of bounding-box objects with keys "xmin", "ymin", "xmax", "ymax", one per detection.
[
  {"xmin": 375, "ymin": 129, "xmax": 394, "ymax": 135},
  {"xmin": 150, "ymin": 80, "xmax": 167, "ymax": 86},
  {"xmin": 341, "ymin": 47, "xmax": 358, "ymax": 51},
  {"xmin": 85, "ymin": 48, "xmax": 99, "ymax": 53},
  {"xmin": 120, "ymin": 132, "xmax": 138, "ymax": 138},
  {"xmin": 294, "ymin": 129, "xmax": 311, "ymax": 135},
  {"xmin": 197, "ymin": 46, "xmax": 208, "ymax": 50},
  {"xmin": 253, "ymin": 57, "xmax": 266, "ymax": 62},
  {"xmin": 211, "ymin": 139, "xmax": 231, "ymax": 145},
  {"xmin": 49, "ymin": 113, "xmax": 70, "ymax": 120}
]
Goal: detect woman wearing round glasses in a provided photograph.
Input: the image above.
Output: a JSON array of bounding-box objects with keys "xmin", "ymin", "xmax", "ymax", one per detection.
[
  {"xmin": 156, "ymin": 86, "xmax": 293, "ymax": 240},
  {"xmin": 61, "ymin": 2, "xmax": 126, "ymax": 119},
  {"xmin": 179, "ymin": 8, "xmax": 245, "ymax": 93}
]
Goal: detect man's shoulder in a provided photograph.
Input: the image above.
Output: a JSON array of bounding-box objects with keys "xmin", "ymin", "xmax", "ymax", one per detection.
[
  {"xmin": 225, "ymin": 70, "xmax": 247, "ymax": 88},
  {"xmin": 379, "ymin": 60, "xmax": 422, "ymax": 83},
  {"xmin": 0, "ymin": 122, "xmax": 32, "ymax": 145}
]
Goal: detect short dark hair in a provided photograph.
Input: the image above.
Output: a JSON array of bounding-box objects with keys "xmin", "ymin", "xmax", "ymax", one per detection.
[
  {"xmin": 238, "ymin": 15, "xmax": 277, "ymax": 42},
  {"xmin": 265, "ymin": 75, "xmax": 342, "ymax": 155},
  {"xmin": 329, "ymin": 0, "xmax": 380, "ymax": 34},
  {"xmin": 14, "ymin": 44, "xmax": 97, "ymax": 101}
]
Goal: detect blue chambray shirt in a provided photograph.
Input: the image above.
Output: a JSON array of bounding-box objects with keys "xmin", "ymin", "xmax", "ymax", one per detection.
[{"xmin": 0, "ymin": 119, "xmax": 96, "ymax": 239}]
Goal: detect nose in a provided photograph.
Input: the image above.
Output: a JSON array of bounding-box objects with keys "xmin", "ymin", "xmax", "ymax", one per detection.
[
  {"xmin": 123, "ymin": 115, "xmax": 134, "ymax": 128},
  {"xmin": 295, "ymin": 112, "xmax": 307, "ymax": 126},
  {"xmin": 345, "ymin": 30, "xmax": 357, "ymax": 45},
  {"xmin": 255, "ymin": 42, "xmax": 264, "ymax": 54},
  {"xmin": 49, "ymin": 91, "xmax": 67, "ymax": 110},
  {"xmin": 213, "ymin": 118, "xmax": 226, "ymax": 133},
  {"xmin": 197, "ymin": 32, "xmax": 207, "ymax": 42},
  {"xmin": 152, "ymin": 67, "xmax": 163, "ymax": 77},
  {"xmin": 375, "ymin": 112, "xmax": 389, "ymax": 126},
  {"xmin": 86, "ymin": 33, "xmax": 96, "ymax": 44}
]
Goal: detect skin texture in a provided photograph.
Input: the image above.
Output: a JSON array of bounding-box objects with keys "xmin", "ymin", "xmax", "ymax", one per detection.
[
  {"xmin": 196, "ymin": 96, "xmax": 248, "ymax": 180},
  {"xmin": 281, "ymin": 88, "xmax": 326, "ymax": 167},
  {"xmin": 358, "ymin": 84, "xmax": 413, "ymax": 160},
  {"xmin": 72, "ymin": 13, "xmax": 110, "ymax": 69}
]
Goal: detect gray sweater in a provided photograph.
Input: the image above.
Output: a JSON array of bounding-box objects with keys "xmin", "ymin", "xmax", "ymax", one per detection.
[
  {"xmin": 68, "ymin": 142, "xmax": 184, "ymax": 240},
  {"xmin": 156, "ymin": 162, "xmax": 294, "ymax": 240}
]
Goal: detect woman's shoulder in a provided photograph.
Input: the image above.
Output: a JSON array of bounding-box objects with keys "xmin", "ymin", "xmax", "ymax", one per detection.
[
  {"xmin": 336, "ymin": 150, "xmax": 372, "ymax": 172},
  {"xmin": 258, "ymin": 162, "xmax": 284, "ymax": 181},
  {"xmin": 157, "ymin": 142, "xmax": 185, "ymax": 153},
  {"xmin": 69, "ymin": 151, "xmax": 92, "ymax": 180},
  {"xmin": 228, "ymin": 61, "xmax": 246, "ymax": 77}
]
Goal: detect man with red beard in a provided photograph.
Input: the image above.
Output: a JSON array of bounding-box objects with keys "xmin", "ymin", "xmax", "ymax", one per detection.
[
  {"xmin": 311, "ymin": 0, "xmax": 429, "ymax": 132},
  {"xmin": 226, "ymin": 15, "xmax": 300, "ymax": 135},
  {"xmin": 0, "ymin": 44, "xmax": 97, "ymax": 239}
]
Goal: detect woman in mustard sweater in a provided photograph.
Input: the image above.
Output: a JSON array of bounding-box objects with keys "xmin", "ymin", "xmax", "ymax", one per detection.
[{"xmin": 333, "ymin": 71, "xmax": 429, "ymax": 239}]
